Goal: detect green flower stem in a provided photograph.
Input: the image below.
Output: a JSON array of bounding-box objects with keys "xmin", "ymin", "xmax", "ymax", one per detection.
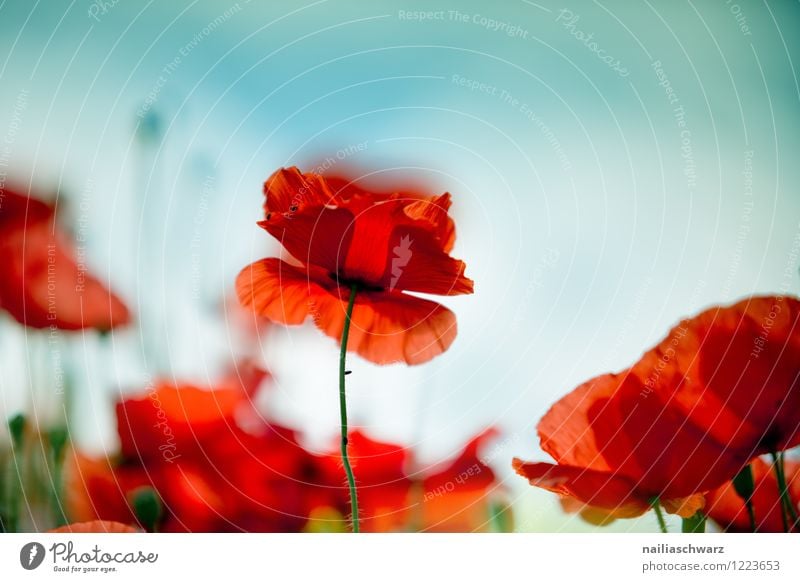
[
  {"xmin": 681, "ymin": 511, "xmax": 706, "ymax": 533},
  {"xmin": 132, "ymin": 487, "xmax": 163, "ymax": 532},
  {"xmin": 48, "ymin": 428, "xmax": 69, "ymax": 528},
  {"xmin": 771, "ymin": 452, "xmax": 798, "ymax": 532},
  {"xmin": 339, "ymin": 284, "xmax": 360, "ymax": 533},
  {"xmin": 745, "ymin": 497, "xmax": 757, "ymax": 532},
  {"xmin": 6, "ymin": 414, "xmax": 26, "ymax": 533},
  {"xmin": 779, "ymin": 454, "xmax": 799, "ymax": 527},
  {"xmin": 732, "ymin": 464, "xmax": 757, "ymax": 532},
  {"xmin": 651, "ymin": 498, "xmax": 668, "ymax": 533}
]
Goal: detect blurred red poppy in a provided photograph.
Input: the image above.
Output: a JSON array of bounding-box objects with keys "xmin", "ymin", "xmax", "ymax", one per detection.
[
  {"xmin": 317, "ymin": 430, "xmax": 413, "ymax": 532},
  {"xmin": 420, "ymin": 429, "xmax": 506, "ymax": 532},
  {"xmin": 63, "ymin": 452, "xmax": 149, "ymax": 528},
  {"xmin": 115, "ymin": 379, "xmax": 260, "ymax": 463},
  {"xmin": 50, "ymin": 520, "xmax": 139, "ymax": 533},
  {"xmin": 0, "ymin": 187, "xmax": 130, "ymax": 331},
  {"xmin": 514, "ymin": 296, "xmax": 800, "ymax": 521},
  {"xmin": 319, "ymin": 429, "xmax": 504, "ymax": 532},
  {"xmin": 236, "ymin": 167, "xmax": 473, "ymax": 365},
  {"xmin": 705, "ymin": 457, "xmax": 800, "ymax": 532},
  {"xmin": 66, "ymin": 369, "xmax": 329, "ymax": 532},
  {"xmin": 67, "ymin": 409, "xmax": 505, "ymax": 532}
]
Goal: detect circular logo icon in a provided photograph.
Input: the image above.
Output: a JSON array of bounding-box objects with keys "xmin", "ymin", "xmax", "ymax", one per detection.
[{"xmin": 19, "ymin": 542, "xmax": 46, "ymax": 570}]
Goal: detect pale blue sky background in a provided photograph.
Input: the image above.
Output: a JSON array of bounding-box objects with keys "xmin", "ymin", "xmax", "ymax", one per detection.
[{"xmin": 1, "ymin": 0, "xmax": 799, "ymax": 531}]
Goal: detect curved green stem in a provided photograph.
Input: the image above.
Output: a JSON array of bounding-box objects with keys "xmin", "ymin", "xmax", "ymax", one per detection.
[
  {"xmin": 339, "ymin": 284, "xmax": 359, "ymax": 532},
  {"xmin": 651, "ymin": 498, "xmax": 668, "ymax": 533}
]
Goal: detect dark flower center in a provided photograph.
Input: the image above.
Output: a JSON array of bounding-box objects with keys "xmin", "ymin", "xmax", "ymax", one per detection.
[{"xmin": 328, "ymin": 272, "xmax": 384, "ymax": 293}]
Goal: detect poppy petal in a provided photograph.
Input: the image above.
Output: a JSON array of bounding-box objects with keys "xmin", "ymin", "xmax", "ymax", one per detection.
[
  {"xmin": 323, "ymin": 176, "xmax": 456, "ymax": 251},
  {"xmin": 0, "ymin": 220, "xmax": 130, "ymax": 330},
  {"xmin": 660, "ymin": 494, "xmax": 705, "ymax": 518},
  {"xmin": 236, "ymin": 258, "xmax": 316, "ymax": 325},
  {"xmin": 537, "ymin": 373, "xmax": 621, "ymax": 473},
  {"xmin": 337, "ymin": 200, "xmax": 400, "ymax": 283},
  {"xmin": 309, "ymin": 284, "xmax": 458, "ymax": 366},
  {"xmin": 238, "ymin": 257, "xmax": 459, "ymax": 365},
  {"xmin": 383, "ymin": 227, "xmax": 473, "ymax": 296},
  {"xmin": 0, "ymin": 187, "xmax": 54, "ymax": 227},
  {"xmin": 512, "ymin": 458, "xmax": 648, "ymax": 518},
  {"xmin": 263, "ymin": 166, "xmax": 336, "ymax": 214},
  {"xmin": 402, "ymin": 192, "xmax": 456, "ymax": 252},
  {"xmin": 259, "ymin": 208, "xmax": 354, "ymax": 276},
  {"xmin": 663, "ymin": 296, "xmax": 800, "ymax": 455},
  {"xmin": 590, "ymin": 371, "xmax": 748, "ymax": 497},
  {"xmin": 559, "ymin": 497, "xmax": 618, "ymax": 526}
]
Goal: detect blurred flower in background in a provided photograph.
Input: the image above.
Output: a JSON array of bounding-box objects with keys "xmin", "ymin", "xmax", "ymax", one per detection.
[
  {"xmin": 0, "ymin": 186, "xmax": 130, "ymax": 331},
  {"xmin": 65, "ymin": 371, "xmax": 508, "ymax": 532},
  {"xmin": 705, "ymin": 457, "xmax": 800, "ymax": 533},
  {"xmin": 50, "ymin": 520, "xmax": 139, "ymax": 533}
]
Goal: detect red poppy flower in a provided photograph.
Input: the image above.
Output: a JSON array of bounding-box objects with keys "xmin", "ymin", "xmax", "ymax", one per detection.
[
  {"xmin": 0, "ymin": 187, "xmax": 130, "ymax": 331},
  {"xmin": 514, "ymin": 296, "xmax": 800, "ymax": 521},
  {"xmin": 512, "ymin": 370, "xmax": 710, "ymax": 520},
  {"xmin": 705, "ymin": 457, "xmax": 800, "ymax": 532},
  {"xmin": 49, "ymin": 520, "xmax": 139, "ymax": 533},
  {"xmin": 236, "ymin": 167, "xmax": 473, "ymax": 365}
]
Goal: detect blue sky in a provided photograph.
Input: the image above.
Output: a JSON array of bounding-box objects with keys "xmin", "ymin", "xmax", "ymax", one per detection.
[{"xmin": 1, "ymin": 0, "xmax": 799, "ymax": 531}]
